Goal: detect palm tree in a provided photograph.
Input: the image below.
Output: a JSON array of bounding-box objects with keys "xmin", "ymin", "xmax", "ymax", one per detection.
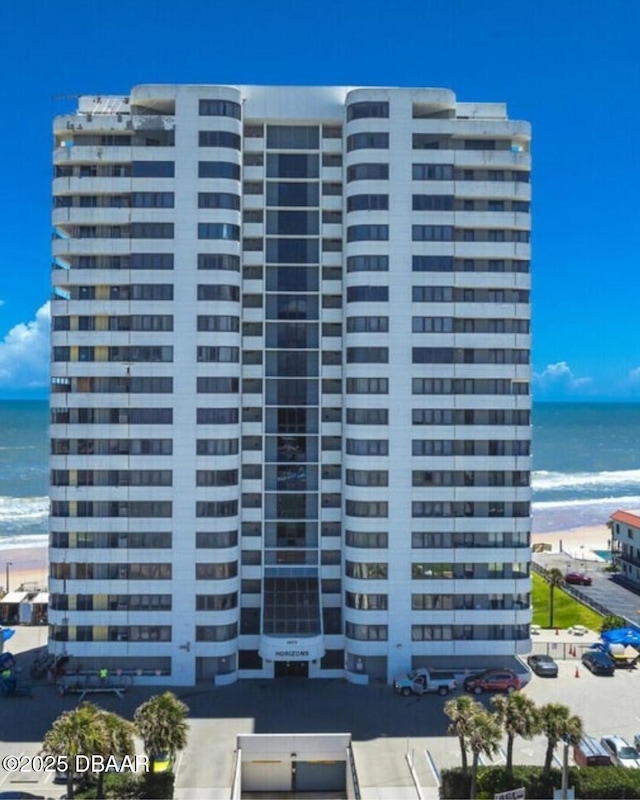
[
  {"xmin": 492, "ymin": 693, "xmax": 540, "ymax": 784},
  {"xmin": 466, "ymin": 707, "xmax": 502, "ymax": 800},
  {"xmin": 539, "ymin": 702, "xmax": 584, "ymax": 780},
  {"xmin": 134, "ymin": 691, "xmax": 189, "ymax": 771},
  {"xmin": 444, "ymin": 694, "xmax": 478, "ymax": 772},
  {"xmin": 95, "ymin": 710, "xmax": 136, "ymax": 799},
  {"xmin": 42, "ymin": 702, "xmax": 108, "ymax": 799},
  {"xmin": 546, "ymin": 568, "xmax": 564, "ymax": 629}
]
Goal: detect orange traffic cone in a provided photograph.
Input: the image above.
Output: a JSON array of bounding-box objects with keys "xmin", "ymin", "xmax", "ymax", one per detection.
[{"xmin": 575, "ymin": 666, "xmax": 580, "ymax": 678}]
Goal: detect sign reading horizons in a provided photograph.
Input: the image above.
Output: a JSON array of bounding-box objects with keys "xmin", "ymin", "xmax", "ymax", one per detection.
[{"xmin": 259, "ymin": 635, "xmax": 325, "ymax": 662}]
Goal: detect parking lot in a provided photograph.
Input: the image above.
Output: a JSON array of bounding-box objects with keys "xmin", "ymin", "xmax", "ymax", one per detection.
[{"xmin": 2, "ymin": 626, "xmax": 640, "ymax": 799}]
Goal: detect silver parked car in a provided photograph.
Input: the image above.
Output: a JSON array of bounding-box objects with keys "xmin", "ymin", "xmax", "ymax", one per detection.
[{"xmin": 600, "ymin": 735, "xmax": 640, "ymax": 768}]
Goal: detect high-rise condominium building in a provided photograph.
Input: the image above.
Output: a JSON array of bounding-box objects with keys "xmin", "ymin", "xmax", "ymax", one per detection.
[{"xmin": 50, "ymin": 85, "xmax": 531, "ymax": 686}]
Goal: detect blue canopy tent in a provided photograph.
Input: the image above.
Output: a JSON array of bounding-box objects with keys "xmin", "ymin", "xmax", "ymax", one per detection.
[{"xmin": 600, "ymin": 627, "xmax": 640, "ymax": 646}]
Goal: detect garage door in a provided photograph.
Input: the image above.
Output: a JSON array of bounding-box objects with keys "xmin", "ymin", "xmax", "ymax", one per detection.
[
  {"xmin": 242, "ymin": 761, "xmax": 291, "ymax": 792},
  {"xmin": 296, "ymin": 760, "xmax": 345, "ymax": 792}
]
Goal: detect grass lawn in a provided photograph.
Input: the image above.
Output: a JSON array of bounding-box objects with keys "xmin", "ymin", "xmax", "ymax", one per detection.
[{"xmin": 532, "ymin": 572, "xmax": 604, "ymax": 630}]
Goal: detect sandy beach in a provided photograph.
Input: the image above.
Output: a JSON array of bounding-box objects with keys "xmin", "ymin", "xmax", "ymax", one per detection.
[
  {"xmin": 532, "ymin": 523, "xmax": 613, "ymax": 561},
  {"xmin": 0, "ymin": 545, "xmax": 48, "ymax": 594}
]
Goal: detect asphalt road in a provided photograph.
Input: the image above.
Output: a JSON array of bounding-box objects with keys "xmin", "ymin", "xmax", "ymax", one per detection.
[{"xmin": 535, "ymin": 551, "xmax": 640, "ymax": 622}]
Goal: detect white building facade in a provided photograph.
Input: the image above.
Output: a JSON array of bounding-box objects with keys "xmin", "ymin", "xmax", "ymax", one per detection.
[{"xmin": 50, "ymin": 84, "xmax": 532, "ymax": 686}]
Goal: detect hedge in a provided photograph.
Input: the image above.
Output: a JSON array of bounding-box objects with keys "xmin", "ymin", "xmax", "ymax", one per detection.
[{"xmin": 441, "ymin": 765, "xmax": 640, "ymax": 799}]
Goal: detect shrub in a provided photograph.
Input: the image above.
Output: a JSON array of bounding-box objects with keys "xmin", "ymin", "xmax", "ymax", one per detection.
[
  {"xmin": 141, "ymin": 771, "xmax": 175, "ymax": 799},
  {"xmin": 441, "ymin": 765, "xmax": 640, "ymax": 800},
  {"xmin": 600, "ymin": 615, "xmax": 626, "ymax": 633}
]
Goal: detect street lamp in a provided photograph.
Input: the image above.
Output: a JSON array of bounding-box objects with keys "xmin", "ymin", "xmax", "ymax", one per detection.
[{"xmin": 5, "ymin": 562, "xmax": 12, "ymax": 593}]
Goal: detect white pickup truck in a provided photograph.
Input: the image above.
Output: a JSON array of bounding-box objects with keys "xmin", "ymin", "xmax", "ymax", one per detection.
[{"xmin": 393, "ymin": 668, "xmax": 457, "ymax": 697}]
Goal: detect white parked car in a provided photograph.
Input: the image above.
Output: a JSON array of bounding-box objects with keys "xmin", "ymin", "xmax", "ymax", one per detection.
[{"xmin": 600, "ymin": 735, "xmax": 640, "ymax": 768}]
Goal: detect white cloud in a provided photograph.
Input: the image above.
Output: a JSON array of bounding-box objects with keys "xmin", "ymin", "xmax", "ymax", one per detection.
[
  {"xmin": 0, "ymin": 302, "xmax": 50, "ymax": 389},
  {"xmin": 533, "ymin": 361, "xmax": 592, "ymax": 396}
]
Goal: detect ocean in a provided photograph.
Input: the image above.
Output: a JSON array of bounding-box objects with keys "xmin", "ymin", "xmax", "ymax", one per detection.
[{"xmin": 1, "ymin": 400, "xmax": 639, "ymax": 547}]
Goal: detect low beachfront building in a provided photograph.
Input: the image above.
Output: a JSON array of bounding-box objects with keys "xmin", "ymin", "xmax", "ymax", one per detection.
[{"xmin": 611, "ymin": 510, "xmax": 640, "ymax": 588}]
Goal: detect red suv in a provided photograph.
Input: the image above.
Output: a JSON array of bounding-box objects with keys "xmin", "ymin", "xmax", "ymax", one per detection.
[
  {"xmin": 463, "ymin": 669, "xmax": 521, "ymax": 694},
  {"xmin": 565, "ymin": 572, "xmax": 592, "ymax": 586}
]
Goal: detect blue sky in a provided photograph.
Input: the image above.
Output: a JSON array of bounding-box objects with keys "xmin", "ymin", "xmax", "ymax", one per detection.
[{"xmin": 1, "ymin": 0, "xmax": 638, "ymax": 400}]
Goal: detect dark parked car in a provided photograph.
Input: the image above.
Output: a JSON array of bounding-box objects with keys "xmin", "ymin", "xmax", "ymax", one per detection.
[
  {"xmin": 527, "ymin": 654, "xmax": 559, "ymax": 677},
  {"xmin": 582, "ymin": 650, "xmax": 615, "ymax": 675},
  {"xmin": 463, "ymin": 668, "xmax": 521, "ymax": 694},
  {"xmin": 565, "ymin": 571, "xmax": 592, "ymax": 586}
]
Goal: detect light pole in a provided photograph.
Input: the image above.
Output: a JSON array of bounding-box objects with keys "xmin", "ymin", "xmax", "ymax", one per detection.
[{"xmin": 5, "ymin": 562, "xmax": 12, "ymax": 593}]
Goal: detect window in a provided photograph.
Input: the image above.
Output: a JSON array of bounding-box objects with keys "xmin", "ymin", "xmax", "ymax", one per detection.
[
  {"xmin": 347, "ymin": 163, "xmax": 389, "ymax": 182},
  {"xmin": 412, "ymin": 286, "xmax": 453, "ymax": 302},
  {"xmin": 131, "ymin": 161, "xmax": 174, "ymax": 178},
  {"xmin": 198, "ymin": 192, "xmax": 240, "ymax": 210},
  {"xmin": 197, "ymin": 315, "xmax": 240, "ymax": 331},
  {"xmin": 267, "ymin": 210, "xmax": 319, "ymax": 235},
  {"xmin": 346, "ymin": 623, "xmax": 388, "ymax": 640},
  {"xmin": 266, "ymin": 125, "xmax": 319, "ymax": 149},
  {"xmin": 197, "ymin": 254, "xmax": 240, "ymax": 271},
  {"xmin": 346, "ymin": 255, "xmax": 389, "ymax": 272},
  {"xmin": 197, "ymin": 284, "xmax": 239, "ymax": 301},
  {"xmin": 346, "ymin": 377, "xmax": 388, "ymax": 394},
  {"xmin": 265, "ymin": 238, "xmax": 319, "ymax": 264},
  {"xmin": 197, "ymin": 408, "xmax": 239, "ymax": 424},
  {"xmin": 195, "ymin": 562, "xmax": 238, "ymax": 579},
  {"xmin": 198, "ymin": 161, "xmax": 240, "ymax": 179},
  {"xmin": 197, "ymin": 346, "xmax": 239, "ymax": 363},
  {"xmin": 347, "ymin": 194, "xmax": 389, "ymax": 212},
  {"xmin": 345, "ymin": 592, "xmax": 388, "ymax": 609},
  {"xmin": 346, "ymin": 470, "xmax": 388, "ymax": 487},
  {"xmin": 412, "ymin": 164, "xmax": 453, "ymax": 180},
  {"xmin": 412, "ymin": 317, "xmax": 453, "ymax": 333},
  {"xmin": 347, "ymin": 225, "xmax": 388, "ymax": 242},
  {"xmin": 412, "ymin": 195, "xmax": 454, "ymax": 211},
  {"xmin": 412, "ymin": 225, "xmax": 453, "ymax": 241},
  {"xmin": 346, "ymin": 132, "xmax": 389, "ymax": 151},
  {"xmin": 196, "ymin": 377, "xmax": 239, "ymax": 393},
  {"xmin": 346, "ymin": 439, "xmax": 388, "ymax": 456},
  {"xmin": 195, "ymin": 501, "xmax": 239, "ymax": 518},
  {"xmin": 345, "ymin": 530, "xmax": 388, "ymax": 548},
  {"xmin": 198, "ymin": 223, "xmax": 240, "ymax": 240},
  {"xmin": 346, "ymin": 316, "xmax": 388, "ymax": 333},
  {"xmin": 131, "ymin": 253, "xmax": 174, "ymax": 270},
  {"xmin": 131, "ymin": 223, "xmax": 174, "ymax": 239},
  {"xmin": 346, "ymin": 286, "xmax": 388, "ymax": 303},
  {"xmin": 346, "ymin": 101, "xmax": 389, "ymax": 120},
  {"xmin": 266, "ymin": 182, "xmax": 319, "ymax": 207},
  {"xmin": 346, "ymin": 408, "xmax": 388, "ymax": 425},
  {"xmin": 132, "ymin": 192, "xmax": 174, "ymax": 208},
  {"xmin": 196, "ymin": 530, "xmax": 238, "ymax": 548},
  {"xmin": 199, "ymin": 99, "xmax": 241, "ymax": 118},
  {"xmin": 199, "ymin": 130, "xmax": 241, "ymax": 149},
  {"xmin": 266, "ymin": 154, "xmax": 319, "ymax": 179},
  {"xmin": 347, "ymin": 347, "xmax": 388, "ymax": 363}
]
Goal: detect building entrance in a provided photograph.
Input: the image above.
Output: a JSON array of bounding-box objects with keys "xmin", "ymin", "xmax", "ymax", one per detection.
[{"xmin": 274, "ymin": 660, "xmax": 309, "ymax": 678}]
